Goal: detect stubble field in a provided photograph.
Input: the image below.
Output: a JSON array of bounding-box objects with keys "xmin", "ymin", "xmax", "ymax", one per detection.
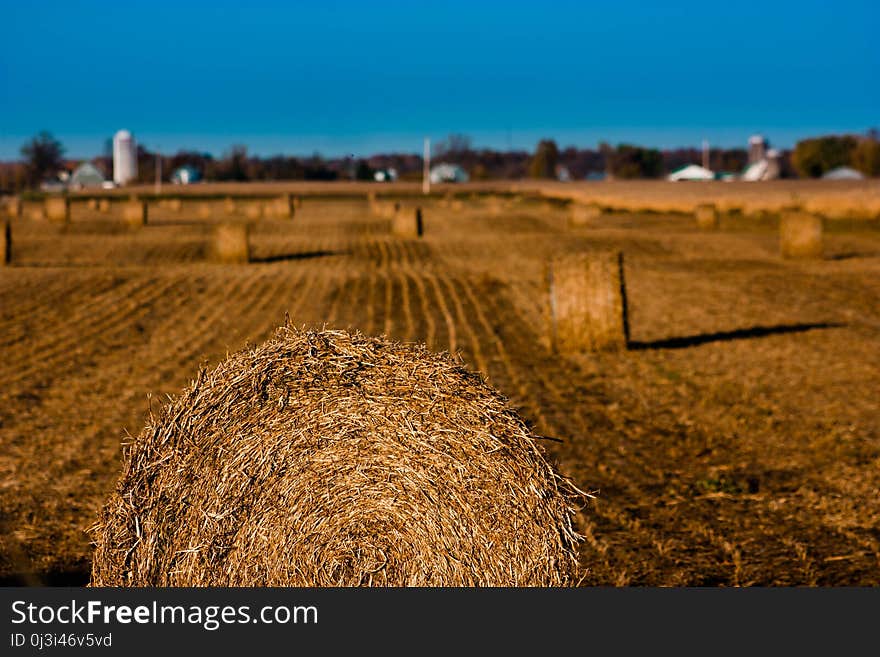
[{"xmin": 1, "ymin": 191, "xmax": 879, "ymax": 585}]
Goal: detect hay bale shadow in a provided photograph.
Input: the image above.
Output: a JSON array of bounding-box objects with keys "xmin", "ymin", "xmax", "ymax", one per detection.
[{"xmin": 628, "ymin": 322, "xmax": 845, "ymax": 351}]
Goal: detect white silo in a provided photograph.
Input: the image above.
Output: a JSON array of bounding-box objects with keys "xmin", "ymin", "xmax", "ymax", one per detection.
[{"xmin": 113, "ymin": 130, "xmax": 137, "ymax": 185}]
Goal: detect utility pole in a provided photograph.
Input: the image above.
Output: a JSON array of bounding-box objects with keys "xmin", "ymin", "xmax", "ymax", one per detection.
[
  {"xmin": 155, "ymin": 146, "xmax": 162, "ymax": 195},
  {"xmin": 702, "ymin": 139, "xmax": 710, "ymax": 170},
  {"xmin": 422, "ymin": 137, "xmax": 430, "ymax": 195}
]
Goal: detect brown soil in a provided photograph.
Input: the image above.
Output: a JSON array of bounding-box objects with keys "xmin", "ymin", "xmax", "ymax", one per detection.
[{"xmin": 1, "ymin": 196, "xmax": 878, "ymax": 586}]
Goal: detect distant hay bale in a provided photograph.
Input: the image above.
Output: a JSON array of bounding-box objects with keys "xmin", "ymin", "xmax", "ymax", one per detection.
[
  {"xmin": 44, "ymin": 197, "xmax": 70, "ymax": 223},
  {"xmin": 1, "ymin": 219, "xmax": 10, "ymax": 266},
  {"xmin": 293, "ymin": 196, "xmax": 302, "ymax": 209},
  {"xmin": 694, "ymin": 203, "xmax": 719, "ymax": 230},
  {"xmin": 5, "ymin": 197, "xmax": 22, "ymax": 219},
  {"xmin": 89, "ymin": 327, "xmax": 582, "ymax": 586},
  {"xmin": 548, "ymin": 251, "xmax": 629, "ymax": 352},
  {"xmin": 276, "ymin": 194, "xmax": 294, "ymax": 219},
  {"xmin": 197, "ymin": 203, "xmax": 212, "ymax": 220},
  {"xmin": 392, "ymin": 207, "xmax": 424, "ymax": 238},
  {"xmin": 569, "ymin": 203, "xmax": 603, "ymax": 227},
  {"xmin": 486, "ymin": 196, "xmax": 503, "ymax": 217},
  {"xmin": 223, "ymin": 197, "xmax": 236, "ymax": 215},
  {"xmin": 122, "ymin": 200, "xmax": 147, "ymax": 227},
  {"xmin": 168, "ymin": 198, "xmax": 182, "ymax": 212},
  {"xmin": 244, "ymin": 203, "xmax": 263, "ymax": 220},
  {"xmin": 780, "ymin": 212, "xmax": 823, "ymax": 258},
  {"xmin": 86, "ymin": 198, "xmax": 98, "ymax": 211},
  {"xmin": 28, "ymin": 206, "xmax": 45, "ymax": 221},
  {"xmin": 451, "ymin": 199, "xmax": 464, "ymax": 212},
  {"xmin": 211, "ymin": 222, "xmax": 250, "ymax": 263},
  {"xmin": 98, "ymin": 199, "xmax": 111, "ymax": 213}
]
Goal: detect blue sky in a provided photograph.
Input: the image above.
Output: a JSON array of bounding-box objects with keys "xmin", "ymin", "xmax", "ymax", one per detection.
[{"xmin": 0, "ymin": 0, "xmax": 876, "ymax": 159}]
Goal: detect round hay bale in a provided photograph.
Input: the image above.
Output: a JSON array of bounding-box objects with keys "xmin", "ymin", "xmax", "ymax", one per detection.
[
  {"xmin": 223, "ymin": 197, "xmax": 237, "ymax": 215},
  {"xmin": 450, "ymin": 199, "xmax": 464, "ymax": 212},
  {"xmin": 28, "ymin": 206, "xmax": 45, "ymax": 221},
  {"xmin": 391, "ymin": 207, "xmax": 423, "ymax": 238},
  {"xmin": 5, "ymin": 197, "xmax": 22, "ymax": 219},
  {"xmin": 90, "ymin": 328, "xmax": 582, "ymax": 586},
  {"xmin": 569, "ymin": 203, "xmax": 602, "ymax": 227},
  {"xmin": 276, "ymin": 195, "xmax": 294, "ymax": 219},
  {"xmin": 122, "ymin": 200, "xmax": 147, "ymax": 227},
  {"xmin": 780, "ymin": 211, "xmax": 823, "ymax": 258},
  {"xmin": 98, "ymin": 199, "xmax": 111, "ymax": 213},
  {"xmin": 44, "ymin": 196, "xmax": 70, "ymax": 223},
  {"xmin": 197, "ymin": 203, "xmax": 212, "ymax": 220},
  {"xmin": 86, "ymin": 198, "xmax": 98, "ymax": 211},
  {"xmin": 168, "ymin": 198, "xmax": 182, "ymax": 212},
  {"xmin": 244, "ymin": 203, "xmax": 263, "ymax": 220},
  {"xmin": 211, "ymin": 222, "xmax": 250, "ymax": 263},
  {"xmin": 548, "ymin": 251, "xmax": 629, "ymax": 352},
  {"xmin": 694, "ymin": 203, "xmax": 719, "ymax": 230},
  {"xmin": 1, "ymin": 219, "xmax": 10, "ymax": 266}
]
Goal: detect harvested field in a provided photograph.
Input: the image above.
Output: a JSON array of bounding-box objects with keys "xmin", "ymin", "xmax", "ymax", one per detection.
[{"xmin": 1, "ymin": 193, "xmax": 879, "ymax": 586}]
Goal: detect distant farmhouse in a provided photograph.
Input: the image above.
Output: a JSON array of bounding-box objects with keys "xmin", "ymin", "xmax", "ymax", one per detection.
[
  {"xmin": 171, "ymin": 165, "xmax": 201, "ymax": 185},
  {"xmin": 429, "ymin": 163, "xmax": 469, "ymax": 184},
  {"xmin": 668, "ymin": 134, "xmax": 781, "ymax": 181}
]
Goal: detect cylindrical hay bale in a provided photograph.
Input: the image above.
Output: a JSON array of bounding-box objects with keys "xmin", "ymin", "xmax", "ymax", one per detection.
[
  {"xmin": 90, "ymin": 327, "xmax": 582, "ymax": 586},
  {"xmin": 98, "ymin": 199, "xmax": 111, "ymax": 213},
  {"xmin": 212, "ymin": 222, "xmax": 250, "ymax": 263},
  {"xmin": 780, "ymin": 212, "xmax": 823, "ymax": 258},
  {"xmin": 44, "ymin": 196, "xmax": 70, "ymax": 224},
  {"xmin": 223, "ymin": 197, "xmax": 236, "ymax": 215},
  {"xmin": 244, "ymin": 203, "xmax": 263, "ymax": 220},
  {"xmin": 451, "ymin": 199, "xmax": 464, "ymax": 212},
  {"xmin": 694, "ymin": 203, "xmax": 719, "ymax": 230},
  {"xmin": 1, "ymin": 219, "xmax": 10, "ymax": 266},
  {"xmin": 293, "ymin": 196, "xmax": 302, "ymax": 209},
  {"xmin": 86, "ymin": 198, "xmax": 98, "ymax": 211},
  {"xmin": 273, "ymin": 194, "xmax": 293, "ymax": 219},
  {"xmin": 392, "ymin": 207, "xmax": 423, "ymax": 238},
  {"xmin": 28, "ymin": 206, "xmax": 45, "ymax": 221},
  {"xmin": 122, "ymin": 200, "xmax": 147, "ymax": 227},
  {"xmin": 168, "ymin": 198, "xmax": 182, "ymax": 212},
  {"xmin": 486, "ymin": 196, "xmax": 502, "ymax": 217},
  {"xmin": 548, "ymin": 251, "xmax": 629, "ymax": 352},
  {"xmin": 6, "ymin": 197, "xmax": 22, "ymax": 219},
  {"xmin": 197, "ymin": 203, "xmax": 212, "ymax": 220},
  {"xmin": 569, "ymin": 203, "xmax": 602, "ymax": 227}
]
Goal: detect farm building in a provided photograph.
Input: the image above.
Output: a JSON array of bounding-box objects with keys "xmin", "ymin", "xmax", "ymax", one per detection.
[
  {"xmin": 822, "ymin": 166, "xmax": 865, "ymax": 180},
  {"xmin": 668, "ymin": 164, "xmax": 714, "ymax": 181},
  {"xmin": 69, "ymin": 162, "xmax": 107, "ymax": 189},
  {"xmin": 742, "ymin": 149, "xmax": 781, "ymax": 181},
  {"xmin": 429, "ymin": 163, "xmax": 469, "ymax": 184},
  {"xmin": 171, "ymin": 165, "xmax": 202, "ymax": 185}
]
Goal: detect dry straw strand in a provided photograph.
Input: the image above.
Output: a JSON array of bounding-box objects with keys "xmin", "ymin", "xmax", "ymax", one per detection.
[
  {"xmin": 90, "ymin": 328, "xmax": 583, "ymax": 586},
  {"xmin": 548, "ymin": 251, "xmax": 629, "ymax": 352},
  {"xmin": 780, "ymin": 211, "xmax": 823, "ymax": 258}
]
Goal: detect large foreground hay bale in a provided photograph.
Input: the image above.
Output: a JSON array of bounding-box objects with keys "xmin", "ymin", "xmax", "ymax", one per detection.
[
  {"xmin": 569, "ymin": 203, "xmax": 602, "ymax": 227},
  {"xmin": 90, "ymin": 328, "xmax": 582, "ymax": 586},
  {"xmin": 44, "ymin": 196, "xmax": 70, "ymax": 223},
  {"xmin": 392, "ymin": 207, "xmax": 423, "ymax": 238},
  {"xmin": 780, "ymin": 211, "xmax": 823, "ymax": 258},
  {"xmin": 212, "ymin": 222, "xmax": 250, "ymax": 263},
  {"xmin": 694, "ymin": 203, "xmax": 719, "ymax": 230},
  {"xmin": 122, "ymin": 200, "xmax": 147, "ymax": 227},
  {"xmin": 548, "ymin": 252, "xmax": 629, "ymax": 352},
  {"xmin": 1, "ymin": 219, "xmax": 10, "ymax": 266}
]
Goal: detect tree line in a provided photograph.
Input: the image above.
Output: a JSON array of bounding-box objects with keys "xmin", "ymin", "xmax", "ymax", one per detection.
[{"xmin": 2, "ymin": 129, "xmax": 878, "ymax": 192}]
